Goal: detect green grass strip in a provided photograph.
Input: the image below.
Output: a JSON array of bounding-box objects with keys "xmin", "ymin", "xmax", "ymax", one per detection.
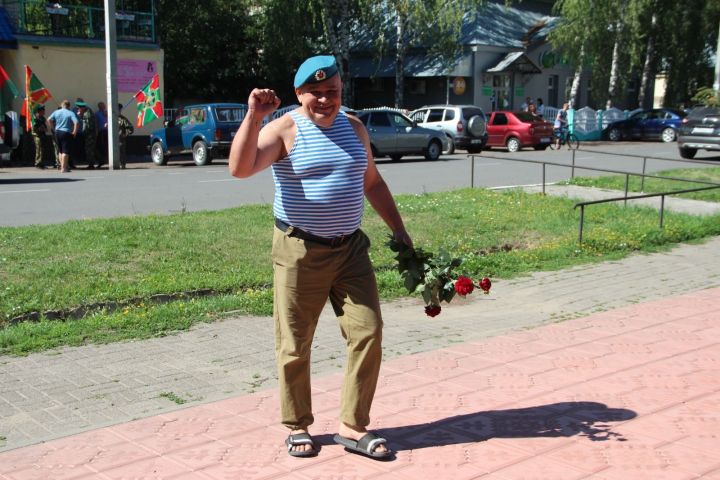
[
  {"xmin": 1, "ymin": 187, "xmax": 719, "ymax": 355},
  {"xmin": 564, "ymin": 166, "xmax": 720, "ymax": 202}
]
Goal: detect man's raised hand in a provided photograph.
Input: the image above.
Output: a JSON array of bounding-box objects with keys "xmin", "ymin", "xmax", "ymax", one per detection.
[{"xmin": 248, "ymin": 88, "xmax": 281, "ymax": 118}]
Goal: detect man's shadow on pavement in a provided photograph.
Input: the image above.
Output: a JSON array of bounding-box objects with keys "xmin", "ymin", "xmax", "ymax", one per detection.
[
  {"xmin": 314, "ymin": 401, "xmax": 635, "ymax": 455},
  {"xmin": 0, "ymin": 178, "xmax": 82, "ymax": 185}
]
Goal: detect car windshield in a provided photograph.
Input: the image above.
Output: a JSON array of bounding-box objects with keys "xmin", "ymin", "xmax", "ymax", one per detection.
[
  {"xmin": 688, "ymin": 106, "xmax": 720, "ymax": 119},
  {"xmin": 514, "ymin": 112, "xmax": 543, "ymax": 123},
  {"xmin": 214, "ymin": 107, "xmax": 246, "ymax": 122}
]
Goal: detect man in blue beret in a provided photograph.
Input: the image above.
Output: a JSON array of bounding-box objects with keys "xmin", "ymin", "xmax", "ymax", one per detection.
[{"xmin": 229, "ymin": 55, "xmax": 412, "ymax": 459}]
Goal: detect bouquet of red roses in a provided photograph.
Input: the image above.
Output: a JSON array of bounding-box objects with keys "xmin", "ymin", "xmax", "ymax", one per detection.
[{"xmin": 387, "ymin": 236, "xmax": 491, "ymax": 317}]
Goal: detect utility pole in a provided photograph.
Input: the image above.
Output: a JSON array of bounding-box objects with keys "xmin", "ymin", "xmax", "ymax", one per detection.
[
  {"xmin": 714, "ymin": 20, "xmax": 720, "ymax": 101},
  {"xmin": 104, "ymin": 0, "xmax": 120, "ymax": 170}
]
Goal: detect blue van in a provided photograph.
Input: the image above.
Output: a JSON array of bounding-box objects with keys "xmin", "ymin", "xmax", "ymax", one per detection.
[{"xmin": 149, "ymin": 103, "xmax": 247, "ymax": 165}]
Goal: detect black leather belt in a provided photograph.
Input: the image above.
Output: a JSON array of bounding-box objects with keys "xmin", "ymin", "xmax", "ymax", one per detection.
[{"xmin": 275, "ymin": 218, "xmax": 356, "ymax": 248}]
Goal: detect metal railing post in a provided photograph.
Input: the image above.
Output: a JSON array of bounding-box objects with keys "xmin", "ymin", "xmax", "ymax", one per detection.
[
  {"xmin": 542, "ymin": 163, "xmax": 546, "ymax": 195},
  {"xmin": 659, "ymin": 195, "xmax": 665, "ymax": 228},
  {"xmin": 578, "ymin": 205, "xmax": 585, "ymax": 244},
  {"xmin": 571, "ymin": 149, "xmax": 576, "ymax": 179},
  {"xmin": 624, "ymin": 174, "xmax": 630, "ymax": 206},
  {"xmin": 470, "ymin": 155, "xmax": 475, "ymax": 188},
  {"xmin": 640, "ymin": 157, "xmax": 647, "ymax": 192}
]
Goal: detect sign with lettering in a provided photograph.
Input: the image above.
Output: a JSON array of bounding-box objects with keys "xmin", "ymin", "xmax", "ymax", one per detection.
[{"xmin": 117, "ymin": 60, "xmax": 158, "ymax": 92}]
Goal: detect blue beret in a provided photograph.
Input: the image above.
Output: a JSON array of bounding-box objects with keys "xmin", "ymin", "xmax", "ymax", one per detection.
[{"xmin": 293, "ymin": 55, "xmax": 338, "ymax": 88}]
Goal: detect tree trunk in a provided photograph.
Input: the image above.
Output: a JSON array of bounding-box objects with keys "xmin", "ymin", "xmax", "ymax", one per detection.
[
  {"xmin": 638, "ymin": 10, "xmax": 657, "ymax": 109},
  {"xmin": 321, "ymin": 0, "xmax": 352, "ymax": 106},
  {"xmin": 606, "ymin": 1, "xmax": 626, "ymax": 109},
  {"xmin": 394, "ymin": 8, "xmax": 405, "ymax": 108},
  {"xmin": 569, "ymin": 45, "xmax": 584, "ymax": 108}
]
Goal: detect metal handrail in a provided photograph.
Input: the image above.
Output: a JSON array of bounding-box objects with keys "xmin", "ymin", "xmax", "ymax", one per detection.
[
  {"xmin": 574, "ymin": 185, "xmax": 720, "ymax": 243},
  {"xmin": 467, "ymin": 151, "xmax": 720, "ymax": 244}
]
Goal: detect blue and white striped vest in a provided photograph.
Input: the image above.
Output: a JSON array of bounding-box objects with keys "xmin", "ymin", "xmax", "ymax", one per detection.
[{"xmin": 272, "ymin": 110, "xmax": 367, "ymax": 237}]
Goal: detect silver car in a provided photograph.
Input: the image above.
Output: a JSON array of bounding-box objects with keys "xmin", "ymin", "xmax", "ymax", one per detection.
[{"xmin": 356, "ymin": 109, "xmax": 447, "ymax": 161}]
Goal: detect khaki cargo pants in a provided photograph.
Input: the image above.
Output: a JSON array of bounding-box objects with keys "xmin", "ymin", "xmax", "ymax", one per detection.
[{"xmin": 272, "ymin": 226, "xmax": 383, "ymax": 431}]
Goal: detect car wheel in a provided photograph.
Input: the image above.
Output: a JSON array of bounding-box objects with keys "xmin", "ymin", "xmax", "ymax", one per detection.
[
  {"xmin": 661, "ymin": 127, "xmax": 676, "ymax": 143},
  {"xmin": 506, "ymin": 137, "xmax": 521, "ymax": 153},
  {"xmin": 390, "ymin": 154, "xmax": 402, "ymax": 162},
  {"xmin": 442, "ymin": 135, "xmax": 455, "ymax": 155},
  {"xmin": 425, "ymin": 139, "xmax": 441, "ymax": 161},
  {"xmin": 150, "ymin": 142, "xmax": 167, "ymax": 165},
  {"xmin": 679, "ymin": 147, "xmax": 697, "ymax": 159},
  {"xmin": 608, "ymin": 128, "xmax": 622, "ymax": 142},
  {"xmin": 192, "ymin": 140, "xmax": 212, "ymax": 166},
  {"xmin": 467, "ymin": 115, "xmax": 487, "ymax": 137}
]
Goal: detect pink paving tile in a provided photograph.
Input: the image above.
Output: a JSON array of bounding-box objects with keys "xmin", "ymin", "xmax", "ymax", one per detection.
[
  {"xmin": 98, "ymin": 456, "xmax": 191, "ymax": 479},
  {"xmin": 0, "ymin": 444, "xmax": 55, "ymax": 475},
  {"xmin": 379, "ymin": 349, "xmax": 472, "ymax": 380},
  {"xmin": 85, "ymin": 442, "xmax": 158, "ymax": 473},
  {"xmin": 620, "ymin": 387, "xmax": 699, "ymax": 416},
  {"xmin": 657, "ymin": 441, "xmax": 720, "ymax": 477},
  {"xmin": 489, "ymin": 454, "xmax": 591, "ymax": 479},
  {"xmin": 197, "ymin": 461, "xmax": 287, "ymax": 480},
  {"xmin": 589, "ymin": 466, "xmax": 697, "ymax": 480},
  {"xmin": 163, "ymin": 442, "xmax": 232, "ymax": 471},
  {"xmin": 2, "ymin": 465, "xmax": 98, "ymax": 480},
  {"xmin": 372, "ymin": 380, "xmax": 476, "ymax": 418},
  {"xmin": 462, "ymin": 441, "xmax": 534, "ymax": 473},
  {"xmin": 373, "ymin": 371, "xmax": 434, "ymax": 397},
  {"xmin": 382, "ymin": 448, "xmax": 486, "ymax": 480}
]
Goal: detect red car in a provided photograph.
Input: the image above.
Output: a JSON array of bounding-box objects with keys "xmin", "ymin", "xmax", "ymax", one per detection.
[{"xmin": 485, "ymin": 111, "xmax": 555, "ymax": 152}]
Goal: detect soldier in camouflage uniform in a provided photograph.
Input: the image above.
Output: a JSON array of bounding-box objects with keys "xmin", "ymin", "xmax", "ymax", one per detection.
[
  {"xmin": 31, "ymin": 105, "xmax": 49, "ymax": 169},
  {"xmin": 76, "ymin": 100, "xmax": 97, "ymax": 169},
  {"xmin": 117, "ymin": 104, "xmax": 134, "ymax": 169}
]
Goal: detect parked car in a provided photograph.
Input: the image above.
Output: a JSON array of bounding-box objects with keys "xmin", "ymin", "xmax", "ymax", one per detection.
[
  {"xmin": 604, "ymin": 108, "xmax": 686, "ymax": 143},
  {"xmin": 485, "ymin": 111, "xmax": 554, "ymax": 152},
  {"xmin": 677, "ymin": 106, "xmax": 720, "ymax": 159},
  {"xmin": 149, "ymin": 103, "xmax": 246, "ymax": 166},
  {"xmin": 409, "ymin": 104, "xmax": 487, "ymax": 154},
  {"xmin": 356, "ymin": 109, "xmax": 447, "ymax": 161}
]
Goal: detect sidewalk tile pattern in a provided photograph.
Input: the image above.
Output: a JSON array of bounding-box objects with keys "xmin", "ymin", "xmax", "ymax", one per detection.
[{"xmin": 1, "ymin": 288, "xmax": 719, "ymax": 479}]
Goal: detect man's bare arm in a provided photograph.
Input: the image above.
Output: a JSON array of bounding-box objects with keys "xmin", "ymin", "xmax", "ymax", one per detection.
[{"xmin": 229, "ymin": 89, "xmax": 286, "ymax": 178}]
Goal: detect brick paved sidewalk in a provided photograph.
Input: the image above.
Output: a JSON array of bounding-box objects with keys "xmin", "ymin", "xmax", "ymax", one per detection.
[
  {"xmin": 1, "ymin": 287, "xmax": 718, "ymax": 479},
  {"xmin": 2, "ymin": 236, "xmax": 720, "ymax": 457}
]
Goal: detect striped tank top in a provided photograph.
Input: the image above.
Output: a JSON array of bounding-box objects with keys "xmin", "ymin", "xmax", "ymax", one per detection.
[{"xmin": 272, "ymin": 110, "xmax": 368, "ymax": 238}]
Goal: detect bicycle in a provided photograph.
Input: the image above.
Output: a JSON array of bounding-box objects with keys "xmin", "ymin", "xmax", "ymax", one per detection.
[{"xmin": 550, "ymin": 128, "xmax": 579, "ymax": 150}]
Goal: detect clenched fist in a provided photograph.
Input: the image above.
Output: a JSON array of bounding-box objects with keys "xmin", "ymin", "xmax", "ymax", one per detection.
[{"xmin": 248, "ymin": 88, "xmax": 281, "ymax": 118}]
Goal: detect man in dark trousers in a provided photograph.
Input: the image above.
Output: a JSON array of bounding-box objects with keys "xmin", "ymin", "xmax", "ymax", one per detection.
[{"xmin": 228, "ymin": 55, "xmax": 412, "ymax": 459}]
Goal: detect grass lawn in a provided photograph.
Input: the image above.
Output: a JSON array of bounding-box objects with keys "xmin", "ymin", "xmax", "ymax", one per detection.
[
  {"xmin": 2, "ymin": 187, "xmax": 719, "ymax": 355},
  {"xmin": 564, "ymin": 166, "xmax": 720, "ymax": 202}
]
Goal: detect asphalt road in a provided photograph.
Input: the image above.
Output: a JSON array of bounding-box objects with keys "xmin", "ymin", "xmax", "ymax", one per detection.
[{"xmin": 1, "ymin": 141, "xmax": 717, "ymax": 227}]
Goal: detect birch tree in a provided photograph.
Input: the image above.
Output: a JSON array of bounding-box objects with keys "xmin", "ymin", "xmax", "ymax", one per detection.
[{"xmin": 362, "ymin": 0, "xmax": 483, "ymax": 108}]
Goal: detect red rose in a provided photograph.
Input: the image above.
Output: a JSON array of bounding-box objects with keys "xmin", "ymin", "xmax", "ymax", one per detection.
[
  {"xmin": 425, "ymin": 305, "xmax": 442, "ymax": 317},
  {"xmin": 454, "ymin": 275, "xmax": 474, "ymax": 296},
  {"xmin": 480, "ymin": 277, "xmax": 492, "ymax": 293}
]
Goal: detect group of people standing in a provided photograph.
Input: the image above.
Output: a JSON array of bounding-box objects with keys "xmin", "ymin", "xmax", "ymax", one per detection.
[{"xmin": 32, "ymin": 99, "xmax": 134, "ymax": 172}]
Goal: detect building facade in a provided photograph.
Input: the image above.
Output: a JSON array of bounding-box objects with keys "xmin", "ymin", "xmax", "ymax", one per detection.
[
  {"xmin": 350, "ymin": 0, "xmax": 590, "ymax": 112},
  {"xmin": 0, "ymin": 0, "xmax": 163, "ymax": 153}
]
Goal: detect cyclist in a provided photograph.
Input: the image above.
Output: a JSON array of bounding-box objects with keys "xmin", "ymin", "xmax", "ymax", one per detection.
[{"xmin": 554, "ymin": 102, "xmax": 569, "ymax": 148}]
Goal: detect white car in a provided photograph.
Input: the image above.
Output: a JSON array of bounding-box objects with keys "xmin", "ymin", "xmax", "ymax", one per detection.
[{"xmin": 409, "ymin": 104, "xmax": 488, "ymax": 154}]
